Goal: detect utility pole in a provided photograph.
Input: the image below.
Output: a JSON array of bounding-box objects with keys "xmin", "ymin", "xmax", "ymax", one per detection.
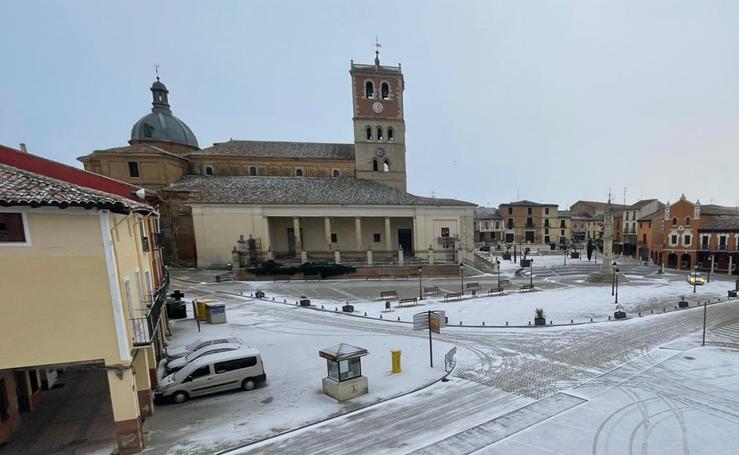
[{"xmin": 702, "ymin": 302, "xmax": 707, "ymax": 347}]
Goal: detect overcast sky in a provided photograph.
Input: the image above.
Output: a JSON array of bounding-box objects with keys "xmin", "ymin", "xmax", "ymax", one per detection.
[{"xmin": 1, "ymin": 1, "xmax": 738, "ymax": 208}]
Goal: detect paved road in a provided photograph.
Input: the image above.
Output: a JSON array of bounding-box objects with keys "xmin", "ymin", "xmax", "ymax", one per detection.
[{"xmin": 169, "ymin": 276, "xmax": 739, "ymax": 454}]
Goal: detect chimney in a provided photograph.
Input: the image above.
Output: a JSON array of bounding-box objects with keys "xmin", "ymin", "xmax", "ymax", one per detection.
[{"xmin": 19, "ymin": 143, "xmax": 28, "ymax": 153}]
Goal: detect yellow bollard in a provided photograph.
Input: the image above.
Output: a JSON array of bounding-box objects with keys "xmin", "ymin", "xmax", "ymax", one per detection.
[
  {"xmin": 391, "ymin": 350, "xmax": 401, "ymax": 373},
  {"xmin": 196, "ymin": 300, "xmax": 208, "ymax": 321}
]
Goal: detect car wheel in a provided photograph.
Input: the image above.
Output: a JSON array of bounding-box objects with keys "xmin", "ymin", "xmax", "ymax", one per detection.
[
  {"xmin": 242, "ymin": 379, "xmax": 256, "ymax": 391},
  {"xmin": 172, "ymin": 391, "xmax": 189, "ymax": 403}
]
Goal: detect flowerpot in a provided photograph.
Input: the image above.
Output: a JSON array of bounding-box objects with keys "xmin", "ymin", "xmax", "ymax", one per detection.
[
  {"xmin": 678, "ymin": 301, "xmax": 689, "ymax": 308},
  {"xmin": 534, "ymin": 317, "xmax": 546, "ymax": 326},
  {"xmin": 614, "ymin": 311, "xmax": 627, "ymax": 319},
  {"xmin": 255, "ymin": 291, "xmax": 265, "ymax": 299},
  {"xmin": 342, "ymin": 304, "xmax": 354, "ymax": 313},
  {"xmin": 299, "ymin": 299, "xmax": 311, "ymax": 307}
]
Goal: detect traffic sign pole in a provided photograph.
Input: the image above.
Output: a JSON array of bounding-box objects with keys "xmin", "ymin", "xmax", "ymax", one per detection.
[{"xmin": 428, "ymin": 310, "xmax": 433, "ymax": 367}]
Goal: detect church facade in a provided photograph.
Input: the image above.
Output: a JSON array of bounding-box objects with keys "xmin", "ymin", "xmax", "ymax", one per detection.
[{"xmin": 79, "ymin": 53, "xmax": 475, "ymax": 268}]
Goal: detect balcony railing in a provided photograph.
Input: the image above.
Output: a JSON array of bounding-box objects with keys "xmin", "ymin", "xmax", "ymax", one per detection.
[
  {"xmin": 130, "ymin": 272, "xmax": 169, "ymax": 347},
  {"xmin": 141, "ymin": 236, "xmax": 150, "ymax": 252}
]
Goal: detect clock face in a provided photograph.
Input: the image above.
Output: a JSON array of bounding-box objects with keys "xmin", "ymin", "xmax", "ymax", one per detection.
[
  {"xmin": 375, "ymin": 148, "xmax": 385, "ymax": 157},
  {"xmin": 372, "ymin": 102, "xmax": 384, "ymax": 113}
]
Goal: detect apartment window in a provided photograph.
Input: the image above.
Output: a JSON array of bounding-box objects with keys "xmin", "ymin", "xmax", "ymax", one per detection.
[
  {"xmin": 672, "ymin": 217, "xmax": 677, "ymax": 226},
  {"xmin": 373, "ymin": 233, "xmax": 381, "ymax": 242},
  {"xmin": 249, "ymin": 166, "xmax": 257, "ymax": 176},
  {"xmin": 507, "ymin": 207, "xmax": 513, "ymax": 215},
  {"xmin": 701, "ymin": 236, "xmax": 709, "ymax": 249},
  {"xmin": 494, "ymin": 222, "xmax": 500, "ymax": 229},
  {"xmin": 387, "ymin": 127, "xmax": 394, "ymax": 141},
  {"xmin": 684, "ymin": 234, "xmax": 692, "ymax": 246},
  {"xmin": 205, "ymin": 166, "xmax": 214, "ymax": 176},
  {"xmin": 483, "ymin": 222, "xmax": 489, "ymax": 229},
  {"xmin": 685, "ymin": 217, "xmax": 691, "ymax": 226},
  {"xmin": 560, "ymin": 220, "xmax": 566, "ymax": 228},
  {"xmin": 671, "ymin": 234, "xmax": 678, "ymax": 245},
  {"xmin": 544, "ymin": 228, "xmax": 549, "ymax": 235},
  {"xmin": 332, "ymin": 169, "xmax": 341, "ymax": 178},
  {"xmin": 295, "ymin": 168, "xmax": 304, "ymax": 177},
  {"xmin": 561, "ymin": 229, "xmax": 565, "ymax": 236},
  {"xmin": 526, "ymin": 218, "xmax": 533, "ymax": 227},
  {"xmin": 331, "ymin": 233, "xmax": 338, "ymax": 243},
  {"xmin": 365, "ymin": 81, "xmax": 374, "ymax": 98},
  {"xmin": 544, "ymin": 219, "xmax": 550, "ymax": 227},
  {"xmin": 525, "ymin": 231, "xmax": 534, "ymax": 242},
  {"xmin": 719, "ymin": 235, "xmax": 727, "ymax": 250},
  {"xmin": 441, "ymin": 227, "xmax": 450, "ymax": 238},
  {"xmin": 544, "ymin": 236, "xmax": 550, "ymax": 244},
  {"xmin": 507, "ymin": 219, "xmax": 514, "ymax": 229},
  {"xmin": 545, "ymin": 208, "xmax": 550, "ymax": 215},
  {"xmin": 527, "ymin": 207, "xmax": 532, "ymax": 215},
  {"xmin": 0, "ymin": 213, "xmax": 27, "ymax": 243},
  {"xmin": 128, "ymin": 162, "xmax": 140, "ymax": 178},
  {"xmin": 381, "ymin": 82, "xmax": 390, "ymax": 99}
]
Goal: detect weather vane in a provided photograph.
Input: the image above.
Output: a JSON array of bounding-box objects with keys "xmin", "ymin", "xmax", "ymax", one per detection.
[
  {"xmin": 155, "ymin": 64, "xmax": 160, "ymax": 81},
  {"xmin": 374, "ymin": 36, "xmax": 381, "ymax": 65}
]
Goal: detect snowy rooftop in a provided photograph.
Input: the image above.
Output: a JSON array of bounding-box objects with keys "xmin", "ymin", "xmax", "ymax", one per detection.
[{"xmin": 319, "ymin": 343, "xmax": 368, "ymax": 361}]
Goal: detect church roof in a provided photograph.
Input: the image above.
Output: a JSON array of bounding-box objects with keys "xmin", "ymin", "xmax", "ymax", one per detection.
[
  {"xmin": 0, "ymin": 163, "xmax": 154, "ymax": 214},
  {"xmin": 130, "ymin": 79, "xmax": 199, "ymax": 149},
  {"xmin": 189, "ymin": 140, "xmax": 355, "ymax": 160},
  {"xmin": 79, "ymin": 143, "xmax": 189, "ymax": 161},
  {"xmin": 167, "ymin": 176, "xmax": 475, "ymax": 207}
]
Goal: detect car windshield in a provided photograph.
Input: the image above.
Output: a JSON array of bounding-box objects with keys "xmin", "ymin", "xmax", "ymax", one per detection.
[{"xmin": 691, "ymin": 273, "xmax": 703, "ymax": 278}]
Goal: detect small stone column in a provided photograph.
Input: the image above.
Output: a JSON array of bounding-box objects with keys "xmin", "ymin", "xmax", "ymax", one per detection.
[
  {"xmin": 293, "ymin": 217, "xmax": 302, "ymax": 254},
  {"xmin": 398, "ymin": 249, "xmax": 404, "ymax": 265},
  {"xmin": 334, "ymin": 250, "xmax": 341, "ymax": 264},
  {"xmin": 324, "ymin": 217, "xmax": 332, "ymax": 252},
  {"xmin": 231, "ymin": 247, "xmax": 241, "ymax": 269},
  {"xmin": 107, "ymin": 368, "xmax": 143, "ymax": 454},
  {"xmin": 428, "ymin": 246, "xmax": 435, "ymax": 265},
  {"xmin": 456, "ymin": 248, "xmax": 463, "ymax": 263},
  {"xmin": 729, "ymin": 256, "xmax": 733, "ymax": 275},
  {"xmin": 384, "ymin": 217, "xmax": 392, "ymax": 252},
  {"xmin": 355, "ymin": 217, "xmax": 362, "ymax": 252},
  {"xmin": 367, "ymin": 249, "xmax": 373, "ymax": 265},
  {"xmin": 266, "ymin": 248, "xmax": 274, "ymax": 261},
  {"xmin": 134, "ymin": 348, "xmax": 153, "ymax": 418},
  {"xmin": 300, "ymin": 250, "xmax": 308, "ymax": 264}
]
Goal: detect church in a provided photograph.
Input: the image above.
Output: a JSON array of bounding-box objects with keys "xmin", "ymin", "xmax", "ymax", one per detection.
[{"xmin": 78, "ymin": 52, "xmax": 475, "ymax": 268}]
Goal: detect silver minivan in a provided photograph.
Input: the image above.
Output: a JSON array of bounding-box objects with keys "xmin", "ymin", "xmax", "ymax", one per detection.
[{"xmin": 156, "ymin": 348, "xmax": 266, "ymax": 403}]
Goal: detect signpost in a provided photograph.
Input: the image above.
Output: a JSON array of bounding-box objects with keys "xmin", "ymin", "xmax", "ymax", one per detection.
[{"xmin": 413, "ymin": 310, "xmax": 446, "ymax": 367}]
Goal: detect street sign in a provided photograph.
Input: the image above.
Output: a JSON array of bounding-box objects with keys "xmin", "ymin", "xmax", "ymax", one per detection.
[
  {"xmin": 429, "ymin": 312, "xmax": 441, "ymax": 334},
  {"xmin": 413, "ymin": 310, "xmax": 446, "ymax": 367}
]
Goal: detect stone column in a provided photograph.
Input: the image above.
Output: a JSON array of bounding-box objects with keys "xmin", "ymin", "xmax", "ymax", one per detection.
[
  {"xmin": 355, "ymin": 217, "xmax": 362, "ymax": 252},
  {"xmin": 428, "ymin": 246, "xmax": 435, "ymax": 265},
  {"xmin": 262, "ymin": 217, "xmax": 271, "ymax": 256},
  {"xmin": 729, "ymin": 255, "xmax": 733, "ymax": 275},
  {"xmin": 385, "ymin": 217, "xmax": 393, "ymax": 251},
  {"xmin": 300, "ymin": 251, "xmax": 308, "ymax": 263},
  {"xmin": 293, "ymin": 217, "xmax": 302, "ymax": 254},
  {"xmin": 145, "ymin": 346, "xmax": 158, "ymax": 388},
  {"xmin": 134, "ymin": 349, "xmax": 153, "ymax": 418},
  {"xmin": 367, "ymin": 249, "xmax": 373, "ymax": 265},
  {"xmin": 107, "ymin": 367, "xmax": 143, "ymax": 454},
  {"xmin": 334, "ymin": 250, "xmax": 341, "ymax": 264},
  {"xmin": 324, "ymin": 217, "xmax": 332, "ymax": 252}
]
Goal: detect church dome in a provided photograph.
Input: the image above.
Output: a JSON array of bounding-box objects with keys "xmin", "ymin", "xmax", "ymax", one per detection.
[{"xmin": 130, "ymin": 79, "xmax": 199, "ymax": 149}]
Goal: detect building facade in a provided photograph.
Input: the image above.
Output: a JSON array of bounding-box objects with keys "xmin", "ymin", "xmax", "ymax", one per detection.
[
  {"xmin": 473, "ymin": 207, "xmax": 503, "ymax": 244},
  {"xmin": 0, "ymin": 149, "xmax": 169, "ymax": 454},
  {"xmin": 79, "ymin": 53, "xmax": 475, "ymax": 268}
]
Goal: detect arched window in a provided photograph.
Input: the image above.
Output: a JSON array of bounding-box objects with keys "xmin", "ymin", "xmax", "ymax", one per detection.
[
  {"xmin": 205, "ymin": 166, "xmax": 214, "ymax": 176},
  {"xmin": 376, "ymin": 127, "xmax": 383, "ymax": 141},
  {"xmin": 381, "ymin": 82, "xmax": 390, "ymax": 99},
  {"xmin": 672, "ymin": 217, "xmax": 677, "ymax": 226},
  {"xmin": 295, "ymin": 168, "xmax": 304, "ymax": 177},
  {"xmin": 249, "ymin": 166, "xmax": 257, "ymax": 176},
  {"xmin": 383, "ymin": 160, "xmax": 390, "ymax": 172},
  {"xmin": 372, "ymin": 159, "xmax": 378, "ymax": 171},
  {"xmin": 366, "ymin": 127, "xmax": 372, "ymax": 140},
  {"xmin": 685, "ymin": 217, "xmax": 691, "ymax": 225},
  {"xmin": 143, "ymin": 123, "xmax": 154, "ymax": 138},
  {"xmin": 387, "ymin": 127, "xmax": 394, "ymax": 141},
  {"xmin": 332, "ymin": 169, "xmax": 340, "ymax": 177},
  {"xmin": 365, "ymin": 81, "xmax": 374, "ymax": 98}
]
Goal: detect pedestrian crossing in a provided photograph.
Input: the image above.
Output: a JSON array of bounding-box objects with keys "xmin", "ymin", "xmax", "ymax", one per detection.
[{"xmin": 712, "ymin": 322, "xmax": 739, "ymax": 340}]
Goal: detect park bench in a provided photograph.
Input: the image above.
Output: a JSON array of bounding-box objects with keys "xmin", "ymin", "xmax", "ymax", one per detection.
[
  {"xmin": 423, "ymin": 286, "xmax": 440, "ymax": 296},
  {"xmin": 519, "ymin": 284, "xmax": 535, "ymax": 292},
  {"xmin": 215, "ymin": 273, "xmax": 234, "ymax": 282},
  {"xmin": 304, "ymin": 274, "xmax": 321, "ymax": 281},
  {"xmin": 465, "ymin": 282, "xmax": 481, "ymax": 296},
  {"xmin": 380, "ymin": 290, "xmax": 398, "ymax": 300},
  {"xmin": 444, "ymin": 292, "xmax": 463, "ymax": 301},
  {"xmin": 488, "ymin": 287, "xmax": 504, "ymax": 295},
  {"xmin": 398, "ymin": 297, "xmax": 418, "ymax": 307}
]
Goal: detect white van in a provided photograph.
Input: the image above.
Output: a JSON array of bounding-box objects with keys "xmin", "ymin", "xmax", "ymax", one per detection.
[
  {"xmin": 165, "ymin": 342, "xmax": 243, "ymax": 374},
  {"xmin": 166, "ymin": 336, "xmax": 242, "ymax": 361},
  {"xmin": 156, "ymin": 348, "xmax": 266, "ymax": 403}
]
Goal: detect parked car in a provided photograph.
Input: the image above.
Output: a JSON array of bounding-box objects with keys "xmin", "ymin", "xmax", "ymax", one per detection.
[
  {"xmin": 156, "ymin": 348, "xmax": 266, "ymax": 403},
  {"xmin": 688, "ymin": 272, "xmax": 705, "ymax": 285},
  {"xmin": 166, "ymin": 342, "xmax": 243, "ymax": 374},
  {"xmin": 166, "ymin": 336, "xmax": 242, "ymax": 361}
]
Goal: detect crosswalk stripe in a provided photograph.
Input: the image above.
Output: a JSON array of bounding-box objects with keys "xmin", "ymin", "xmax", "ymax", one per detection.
[{"xmin": 712, "ymin": 323, "xmax": 739, "ymax": 339}]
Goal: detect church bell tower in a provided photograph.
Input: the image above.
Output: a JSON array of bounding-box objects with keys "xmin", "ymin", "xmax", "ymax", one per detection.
[{"xmin": 350, "ymin": 49, "xmax": 407, "ymax": 191}]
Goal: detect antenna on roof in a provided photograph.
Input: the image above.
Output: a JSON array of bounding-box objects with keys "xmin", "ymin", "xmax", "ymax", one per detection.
[
  {"xmin": 374, "ymin": 36, "xmax": 382, "ymax": 66},
  {"xmin": 154, "ymin": 64, "xmax": 160, "ymax": 81}
]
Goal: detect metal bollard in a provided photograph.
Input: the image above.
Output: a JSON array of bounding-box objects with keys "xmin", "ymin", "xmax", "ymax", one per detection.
[
  {"xmin": 650, "ymin": 309, "xmax": 653, "ymax": 314},
  {"xmin": 608, "ymin": 316, "xmax": 611, "ymax": 320},
  {"xmin": 334, "ymin": 307, "xmax": 337, "ymax": 311},
  {"xmin": 528, "ymin": 321, "xmax": 531, "ymax": 326},
  {"xmin": 571, "ymin": 319, "xmax": 574, "ymax": 324},
  {"xmin": 506, "ymin": 321, "xmax": 509, "ymax": 326},
  {"xmin": 459, "ymin": 321, "xmax": 462, "ymax": 326},
  {"xmin": 638, "ymin": 312, "xmax": 642, "ymax": 317},
  {"xmin": 364, "ymin": 312, "xmax": 367, "ymax": 316},
  {"xmin": 590, "ymin": 317, "xmax": 593, "ymax": 322},
  {"xmin": 482, "ymin": 321, "xmax": 485, "ymax": 326},
  {"xmin": 321, "ymin": 305, "xmax": 324, "ymax": 309},
  {"xmin": 380, "ymin": 314, "xmax": 383, "ymax": 319},
  {"xmin": 397, "ymin": 316, "xmax": 400, "ymax": 321}
]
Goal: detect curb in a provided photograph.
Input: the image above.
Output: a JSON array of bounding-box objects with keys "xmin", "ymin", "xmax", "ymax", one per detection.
[{"xmin": 215, "ymin": 361, "xmax": 457, "ymax": 454}]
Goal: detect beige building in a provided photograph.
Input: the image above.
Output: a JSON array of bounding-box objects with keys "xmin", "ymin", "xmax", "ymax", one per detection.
[
  {"xmin": 79, "ymin": 52, "xmax": 475, "ymax": 268},
  {"xmin": 0, "ymin": 159, "xmax": 169, "ymax": 454}
]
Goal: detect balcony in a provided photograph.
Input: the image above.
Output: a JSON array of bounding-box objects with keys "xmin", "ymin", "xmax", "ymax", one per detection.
[
  {"xmin": 130, "ymin": 273, "xmax": 169, "ymax": 347},
  {"xmin": 141, "ymin": 236, "xmax": 150, "ymax": 252}
]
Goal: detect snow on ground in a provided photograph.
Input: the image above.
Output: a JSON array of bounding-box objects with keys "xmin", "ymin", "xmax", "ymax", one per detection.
[
  {"xmin": 476, "ymin": 346, "xmax": 739, "ymax": 455},
  {"xmin": 144, "ymin": 294, "xmax": 452, "ymax": 454},
  {"xmin": 248, "ymin": 279, "xmax": 735, "ymax": 327}
]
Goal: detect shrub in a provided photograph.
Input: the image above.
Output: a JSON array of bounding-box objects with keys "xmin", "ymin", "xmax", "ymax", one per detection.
[{"xmin": 534, "ymin": 308, "xmax": 545, "ymax": 319}]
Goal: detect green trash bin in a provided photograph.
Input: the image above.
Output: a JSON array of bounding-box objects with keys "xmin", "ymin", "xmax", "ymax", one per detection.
[{"xmin": 205, "ymin": 302, "xmax": 227, "ymax": 324}]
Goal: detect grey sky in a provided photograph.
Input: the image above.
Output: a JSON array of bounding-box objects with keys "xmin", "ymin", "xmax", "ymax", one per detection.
[{"xmin": 1, "ymin": 1, "xmax": 738, "ymax": 208}]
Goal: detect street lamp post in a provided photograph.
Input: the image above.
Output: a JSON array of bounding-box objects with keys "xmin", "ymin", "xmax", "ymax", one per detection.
[
  {"xmin": 496, "ymin": 259, "xmax": 501, "ymax": 289},
  {"xmin": 708, "ymin": 256, "xmax": 713, "ymax": 283},
  {"xmin": 693, "ymin": 265, "xmax": 697, "ymax": 294},
  {"xmin": 530, "ymin": 258, "xmax": 534, "ymax": 288},
  {"xmin": 612, "ymin": 261, "xmax": 617, "ymax": 296},
  {"xmin": 460, "ymin": 263, "xmax": 464, "ymax": 294},
  {"xmin": 418, "ymin": 266, "xmax": 423, "ymax": 301},
  {"xmin": 614, "ymin": 265, "xmax": 620, "ymax": 304}
]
